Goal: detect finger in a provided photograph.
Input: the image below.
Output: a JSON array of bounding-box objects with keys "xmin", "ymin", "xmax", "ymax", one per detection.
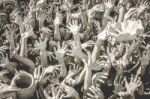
[
  {"xmin": 113, "ymin": 90, "xmax": 118, "ymax": 94},
  {"xmin": 96, "ymin": 87, "xmax": 102, "ymax": 93},
  {"xmin": 0, "ymin": 49, "xmax": 6, "ymax": 53},
  {"xmin": 0, "ymin": 52, "xmax": 4, "ymax": 57},
  {"xmin": 71, "ymin": 19, "xmax": 75, "ymax": 25},
  {"xmin": 91, "ymin": 86, "xmax": 97, "ymax": 92},
  {"xmin": 131, "ymin": 74, "xmax": 134, "ymax": 82},
  {"xmin": 86, "ymin": 93, "xmax": 95, "ymax": 98},
  {"xmin": 56, "ymin": 89, "xmax": 61, "ymax": 98},
  {"xmin": 127, "ymin": 8, "xmax": 137, "ymax": 13},
  {"xmin": 41, "ymin": 67, "xmax": 46, "ymax": 78},
  {"xmin": 44, "ymin": 37, "xmax": 48, "ymax": 42},
  {"xmin": 60, "ymin": 94, "xmax": 65, "ymax": 99},
  {"xmin": 87, "ymin": 51, "xmax": 92, "ymax": 64},
  {"xmin": 67, "ymin": 22, "xmax": 71, "ymax": 28},
  {"xmin": 89, "ymin": 86, "xmax": 95, "ymax": 93},
  {"xmin": 137, "ymin": 77, "xmax": 141, "ymax": 85},
  {"xmin": 39, "ymin": 86, "xmax": 46, "ymax": 98},
  {"xmin": 100, "ymin": 75, "xmax": 108, "ymax": 79},
  {"xmin": 34, "ymin": 68, "xmax": 38, "ymax": 78},
  {"xmin": 75, "ymin": 19, "xmax": 78, "ymax": 25},
  {"xmin": 104, "ymin": 72, "xmax": 109, "ymax": 76},
  {"xmin": 64, "ymin": 44, "xmax": 68, "ymax": 51},
  {"xmin": 98, "ymin": 79, "xmax": 105, "ymax": 83},
  {"xmin": 76, "ymin": 65, "xmax": 79, "ymax": 71},
  {"xmin": 36, "ymin": 90, "xmax": 40, "ymax": 99},
  {"xmin": 130, "ymin": 10, "xmax": 138, "ymax": 16},
  {"xmin": 137, "ymin": 81, "xmax": 142, "ymax": 87},
  {"xmin": 62, "ymin": 42, "xmax": 65, "ymax": 49},
  {"xmin": 141, "ymin": 0, "xmax": 144, "ymax": 5},
  {"xmin": 124, "ymin": 77, "xmax": 128, "ymax": 86},
  {"xmin": 53, "ymin": 46, "xmax": 57, "ymax": 53},
  {"xmin": 118, "ymin": 76, "xmax": 122, "ymax": 84},
  {"xmin": 48, "ymin": 54, "xmax": 52, "ymax": 61},
  {"xmin": 52, "ymin": 86, "xmax": 56, "ymax": 96},
  {"xmin": 69, "ymin": 79, "xmax": 74, "ymax": 85},
  {"xmin": 121, "ymin": 78, "xmax": 125, "ymax": 85},
  {"xmin": 39, "ymin": 37, "xmax": 42, "ymax": 42},
  {"xmin": 79, "ymin": 23, "xmax": 82, "ymax": 28},
  {"xmin": 63, "ymin": 94, "xmax": 72, "ymax": 98},
  {"xmin": 87, "ymin": 98, "xmax": 92, "ymax": 99},
  {"xmin": 134, "ymin": 74, "xmax": 139, "ymax": 82},
  {"xmin": 38, "ymin": 65, "xmax": 42, "ymax": 78},
  {"xmin": 57, "ymin": 41, "xmax": 61, "ymax": 49},
  {"xmin": 2, "ymin": 46, "xmax": 8, "ymax": 49}
]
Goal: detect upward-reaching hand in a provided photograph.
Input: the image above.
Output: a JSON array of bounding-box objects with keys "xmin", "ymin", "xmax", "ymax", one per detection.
[
  {"xmin": 118, "ymin": 0, "xmax": 128, "ymax": 6},
  {"xmin": 34, "ymin": 38, "xmax": 48, "ymax": 51},
  {"xmin": 124, "ymin": 74, "xmax": 142, "ymax": 95},
  {"xmin": 54, "ymin": 11, "xmax": 63, "ymax": 26},
  {"xmin": 85, "ymin": 85, "xmax": 104, "ymax": 99},
  {"xmin": 21, "ymin": 25, "xmax": 33, "ymax": 39},
  {"xmin": 138, "ymin": 0, "xmax": 149, "ymax": 14},
  {"xmin": 55, "ymin": 42, "xmax": 68, "ymax": 60},
  {"xmin": 103, "ymin": 0, "xmax": 114, "ymax": 10},
  {"xmin": 67, "ymin": 19, "xmax": 81, "ymax": 34}
]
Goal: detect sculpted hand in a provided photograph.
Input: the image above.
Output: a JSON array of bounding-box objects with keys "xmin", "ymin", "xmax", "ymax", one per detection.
[
  {"xmin": 0, "ymin": 46, "xmax": 8, "ymax": 57},
  {"xmin": 124, "ymin": 74, "xmax": 142, "ymax": 95},
  {"xmin": 65, "ymin": 65, "xmax": 82, "ymax": 86},
  {"xmin": 103, "ymin": 0, "xmax": 114, "ymax": 10},
  {"xmin": 118, "ymin": 0, "xmax": 128, "ymax": 6},
  {"xmin": 21, "ymin": 24, "xmax": 33, "ymax": 39},
  {"xmin": 52, "ymin": 88, "xmax": 65, "ymax": 99},
  {"xmin": 34, "ymin": 65, "xmax": 46, "ymax": 85},
  {"xmin": 81, "ymin": 40, "xmax": 95, "ymax": 49},
  {"xmin": 67, "ymin": 19, "xmax": 81, "ymax": 34},
  {"xmin": 10, "ymin": 13, "xmax": 23, "ymax": 25},
  {"xmin": 34, "ymin": 37, "xmax": 48, "ymax": 51},
  {"xmin": 138, "ymin": 0, "xmax": 149, "ymax": 14},
  {"xmin": 92, "ymin": 71, "xmax": 109, "ymax": 86},
  {"xmin": 36, "ymin": 9, "xmax": 47, "ymax": 26},
  {"xmin": 124, "ymin": 8, "xmax": 137, "ymax": 20},
  {"xmin": 43, "ymin": 65, "xmax": 60, "ymax": 79},
  {"xmin": 54, "ymin": 12, "xmax": 63, "ymax": 26},
  {"xmin": 114, "ymin": 76, "xmax": 125, "ymax": 93},
  {"xmin": 55, "ymin": 42, "xmax": 68, "ymax": 59},
  {"xmin": 5, "ymin": 23, "xmax": 18, "ymax": 34},
  {"xmin": 69, "ymin": 41, "xmax": 86, "ymax": 60},
  {"xmin": 0, "ymin": 54, "xmax": 9, "ymax": 66},
  {"xmin": 86, "ymin": 85, "xmax": 104, "ymax": 99},
  {"xmin": 85, "ymin": 51, "xmax": 109, "ymax": 71},
  {"xmin": 36, "ymin": 0, "xmax": 46, "ymax": 9},
  {"xmin": 4, "ymin": 24, "xmax": 18, "ymax": 48}
]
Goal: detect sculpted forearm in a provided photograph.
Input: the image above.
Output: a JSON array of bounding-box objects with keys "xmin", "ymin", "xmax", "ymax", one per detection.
[
  {"xmin": 58, "ymin": 59, "xmax": 67, "ymax": 78},
  {"xmin": 12, "ymin": 53, "xmax": 35, "ymax": 72},
  {"xmin": 102, "ymin": 9, "xmax": 111, "ymax": 29},
  {"xmin": 84, "ymin": 68, "xmax": 92, "ymax": 92},
  {"xmin": 118, "ymin": 7, "xmax": 126, "ymax": 22},
  {"xmin": 54, "ymin": 25, "xmax": 61, "ymax": 41},
  {"xmin": 92, "ymin": 41, "xmax": 101, "ymax": 62},
  {"xmin": 20, "ymin": 39, "xmax": 27, "ymax": 57}
]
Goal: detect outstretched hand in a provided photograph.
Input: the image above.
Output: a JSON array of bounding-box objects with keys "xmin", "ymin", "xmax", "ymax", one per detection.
[
  {"xmin": 86, "ymin": 85, "xmax": 104, "ymax": 99},
  {"xmin": 103, "ymin": 0, "xmax": 114, "ymax": 10},
  {"xmin": 124, "ymin": 74, "xmax": 142, "ymax": 95},
  {"xmin": 67, "ymin": 19, "xmax": 81, "ymax": 34},
  {"xmin": 55, "ymin": 42, "xmax": 68, "ymax": 60}
]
